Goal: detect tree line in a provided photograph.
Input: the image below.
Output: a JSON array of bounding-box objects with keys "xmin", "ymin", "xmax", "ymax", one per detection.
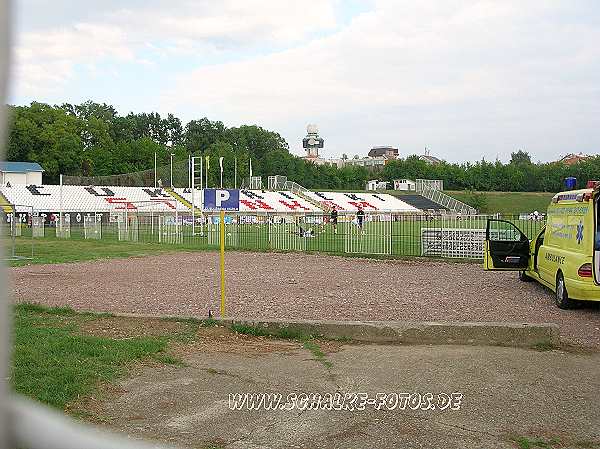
[{"xmin": 5, "ymin": 101, "xmax": 598, "ymax": 192}]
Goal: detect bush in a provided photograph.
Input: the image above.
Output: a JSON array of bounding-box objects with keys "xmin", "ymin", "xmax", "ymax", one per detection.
[{"xmin": 465, "ymin": 190, "xmax": 489, "ymax": 213}]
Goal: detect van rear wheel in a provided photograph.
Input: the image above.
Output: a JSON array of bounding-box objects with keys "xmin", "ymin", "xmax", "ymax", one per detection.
[{"xmin": 555, "ymin": 272, "xmax": 575, "ymax": 309}]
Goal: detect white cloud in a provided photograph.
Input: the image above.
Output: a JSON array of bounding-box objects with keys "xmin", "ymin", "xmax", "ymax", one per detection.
[
  {"xmin": 10, "ymin": 0, "xmax": 600, "ymax": 162},
  {"xmin": 111, "ymin": 1, "xmax": 337, "ymax": 46},
  {"xmin": 12, "ymin": 23, "xmax": 134, "ymax": 96},
  {"xmin": 162, "ymin": 0, "xmax": 600, "ymax": 161},
  {"xmin": 11, "ymin": 0, "xmax": 338, "ymax": 96}
]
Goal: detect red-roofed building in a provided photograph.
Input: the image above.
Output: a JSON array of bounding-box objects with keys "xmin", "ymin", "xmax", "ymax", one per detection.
[{"xmin": 558, "ymin": 153, "xmax": 592, "ymax": 165}]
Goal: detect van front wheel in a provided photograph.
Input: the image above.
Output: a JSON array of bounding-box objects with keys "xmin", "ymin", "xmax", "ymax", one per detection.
[{"xmin": 555, "ymin": 272, "xmax": 575, "ymax": 309}]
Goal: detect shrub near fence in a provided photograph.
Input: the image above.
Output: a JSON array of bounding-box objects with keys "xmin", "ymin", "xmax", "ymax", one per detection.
[{"xmin": 7, "ymin": 212, "xmax": 546, "ymax": 261}]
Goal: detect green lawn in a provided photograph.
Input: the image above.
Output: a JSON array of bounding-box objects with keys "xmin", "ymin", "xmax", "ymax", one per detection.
[
  {"xmin": 6, "ymin": 237, "xmax": 208, "ymax": 266},
  {"xmin": 443, "ymin": 191, "xmax": 554, "ymax": 214},
  {"xmin": 11, "ymin": 303, "xmax": 190, "ymax": 409}
]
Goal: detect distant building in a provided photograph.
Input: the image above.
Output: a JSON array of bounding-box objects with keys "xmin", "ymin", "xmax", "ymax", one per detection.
[
  {"xmin": 419, "ymin": 154, "xmax": 443, "ymax": 165},
  {"xmin": 366, "ymin": 180, "xmax": 389, "ymax": 191},
  {"xmin": 368, "ymin": 146, "xmax": 399, "ymax": 159},
  {"xmin": 301, "ymin": 126, "xmax": 402, "ymax": 169},
  {"xmin": 393, "ymin": 179, "xmax": 416, "ymax": 191},
  {"xmin": 343, "ymin": 156, "xmax": 387, "ymax": 168},
  {"xmin": 0, "ymin": 162, "xmax": 44, "ymax": 186},
  {"xmin": 419, "ymin": 149, "xmax": 443, "ymax": 165},
  {"xmin": 558, "ymin": 153, "xmax": 592, "ymax": 165},
  {"xmin": 302, "ymin": 124, "xmax": 324, "ymax": 160}
]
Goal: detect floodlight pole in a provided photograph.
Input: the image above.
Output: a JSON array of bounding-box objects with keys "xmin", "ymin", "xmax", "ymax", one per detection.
[
  {"xmin": 170, "ymin": 153, "xmax": 174, "ymax": 188},
  {"xmin": 59, "ymin": 174, "xmax": 63, "ymax": 237},
  {"xmin": 191, "ymin": 157, "xmax": 195, "ymax": 238},
  {"xmin": 199, "ymin": 156, "xmax": 203, "ymax": 235},
  {"xmin": 154, "ymin": 152, "xmax": 157, "ymax": 188}
]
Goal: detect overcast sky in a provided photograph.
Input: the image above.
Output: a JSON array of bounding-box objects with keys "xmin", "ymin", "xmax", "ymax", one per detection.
[{"xmin": 8, "ymin": 0, "xmax": 600, "ymax": 163}]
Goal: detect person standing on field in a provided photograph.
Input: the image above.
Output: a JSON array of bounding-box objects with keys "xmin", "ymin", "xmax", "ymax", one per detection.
[
  {"xmin": 356, "ymin": 207, "xmax": 365, "ymax": 232},
  {"xmin": 330, "ymin": 207, "xmax": 338, "ymax": 234}
]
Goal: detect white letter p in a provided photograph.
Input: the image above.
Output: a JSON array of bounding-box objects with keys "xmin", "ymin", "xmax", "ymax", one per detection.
[{"xmin": 216, "ymin": 190, "xmax": 230, "ymax": 207}]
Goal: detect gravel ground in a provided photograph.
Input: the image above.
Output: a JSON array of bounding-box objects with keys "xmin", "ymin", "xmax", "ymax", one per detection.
[{"xmin": 9, "ymin": 251, "xmax": 600, "ymax": 347}]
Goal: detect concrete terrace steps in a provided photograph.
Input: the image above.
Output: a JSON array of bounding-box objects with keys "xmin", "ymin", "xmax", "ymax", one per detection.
[{"xmin": 397, "ymin": 194, "xmax": 449, "ymax": 211}]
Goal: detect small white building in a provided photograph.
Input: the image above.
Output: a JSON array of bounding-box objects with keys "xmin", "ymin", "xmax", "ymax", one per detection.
[
  {"xmin": 0, "ymin": 162, "xmax": 44, "ymax": 186},
  {"xmin": 366, "ymin": 180, "xmax": 388, "ymax": 191},
  {"xmin": 393, "ymin": 179, "xmax": 416, "ymax": 191}
]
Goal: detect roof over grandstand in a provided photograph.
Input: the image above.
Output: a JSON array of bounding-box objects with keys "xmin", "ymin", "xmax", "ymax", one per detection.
[{"xmin": 0, "ymin": 162, "xmax": 44, "ymax": 173}]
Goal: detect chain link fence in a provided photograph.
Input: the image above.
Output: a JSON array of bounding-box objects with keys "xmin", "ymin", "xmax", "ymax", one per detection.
[{"xmin": 6, "ymin": 211, "xmax": 546, "ymax": 261}]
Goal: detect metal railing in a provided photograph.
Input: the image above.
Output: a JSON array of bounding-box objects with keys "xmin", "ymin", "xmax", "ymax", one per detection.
[
  {"xmin": 283, "ymin": 180, "xmax": 308, "ymax": 195},
  {"xmin": 6, "ymin": 211, "xmax": 546, "ymax": 261},
  {"xmin": 282, "ymin": 180, "xmax": 330, "ymax": 210},
  {"xmin": 419, "ymin": 184, "xmax": 477, "ymax": 215}
]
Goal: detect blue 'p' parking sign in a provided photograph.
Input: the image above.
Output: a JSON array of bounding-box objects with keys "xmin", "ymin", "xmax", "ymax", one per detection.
[{"xmin": 203, "ymin": 189, "xmax": 240, "ymax": 211}]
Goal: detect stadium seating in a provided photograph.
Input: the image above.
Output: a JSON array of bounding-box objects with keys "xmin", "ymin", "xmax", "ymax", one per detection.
[
  {"xmin": 239, "ymin": 190, "xmax": 320, "ymax": 212},
  {"xmin": 0, "ymin": 185, "xmax": 181, "ymax": 213},
  {"xmin": 302, "ymin": 191, "xmax": 419, "ymax": 212},
  {"xmin": 0, "ymin": 185, "xmax": 426, "ymax": 214},
  {"xmin": 172, "ymin": 188, "xmax": 321, "ymax": 212}
]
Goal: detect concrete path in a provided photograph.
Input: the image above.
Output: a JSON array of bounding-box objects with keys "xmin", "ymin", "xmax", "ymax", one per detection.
[{"xmin": 93, "ymin": 338, "xmax": 600, "ymax": 449}]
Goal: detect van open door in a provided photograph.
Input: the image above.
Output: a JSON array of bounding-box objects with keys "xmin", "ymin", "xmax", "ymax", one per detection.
[
  {"xmin": 595, "ymin": 195, "xmax": 600, "ymax": 285},
  {"xmin": 484, "ymin": 219, "xmax": 530, "ymax": 270}
]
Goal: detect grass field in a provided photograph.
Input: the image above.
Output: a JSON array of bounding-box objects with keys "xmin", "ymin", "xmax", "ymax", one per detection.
[
  {"xmin": 6, "ymin": 237, "xmax": 206, "ymax": 266},
  {"xmin": 444, "ymin": 191, "xmax": 555, "ymax": 214},
  {"xmin": 11, "ymin": 303, "xmax": 201, "ymax": 410},
  {"xmin": 5, "ymin": 214, "xmax": 546, "ymax": 266}
]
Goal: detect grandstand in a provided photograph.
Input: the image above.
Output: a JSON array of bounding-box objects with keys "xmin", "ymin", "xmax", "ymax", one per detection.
[
  {"xmin": 0, "ymin": 185, "xmax": 180, "ymax": 214},
  {"xmin": 0, "ymin": 184, "xmax": 424, "ymax": 215},
  {"xmin": 172, "ymin": 188, "xmax": 321, "ymax": 213},
  {"xmin": 302, "ymin": 191, "xmax": 419, "ymax": 212}
]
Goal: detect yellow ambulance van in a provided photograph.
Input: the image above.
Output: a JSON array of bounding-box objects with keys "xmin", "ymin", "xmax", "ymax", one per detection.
[{"xmin": 484, "ymin": 181, "xmax": 600, "ymax": 309}]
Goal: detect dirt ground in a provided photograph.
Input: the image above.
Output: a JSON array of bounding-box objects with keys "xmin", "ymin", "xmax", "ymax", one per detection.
[
  {"xmin": 71, "ymin": 318, "xmax": 600, "ymax": 449},
  {"xmin": 10, "ymin": 251, "xmax": 600, "ymax": 347}
]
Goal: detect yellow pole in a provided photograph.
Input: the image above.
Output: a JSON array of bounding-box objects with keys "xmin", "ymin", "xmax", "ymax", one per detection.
[{"xmin": 219, "ymin": 209, "xmax": 226, "ymax": 318}]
